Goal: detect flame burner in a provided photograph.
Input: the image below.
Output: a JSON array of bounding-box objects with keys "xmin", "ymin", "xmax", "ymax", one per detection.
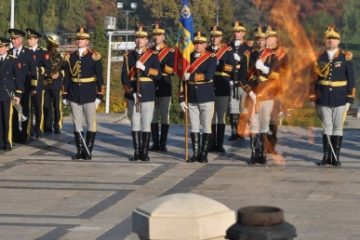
[{"xmin": 226, "ymin": 206, "xmax": 297, "ymax": 240}]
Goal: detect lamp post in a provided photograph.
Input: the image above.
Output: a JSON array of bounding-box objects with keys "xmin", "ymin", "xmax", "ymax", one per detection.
[
  {"xmin": 117, "ymin": 1, "xmax": 137, "ymax": 53},
  {"xmin": 10, "ymin": 0, "xmax": 15, "ymax": 28},
  {"xmin": 104, "ymin": 16, "xmax": 116, "ymax": 114}
]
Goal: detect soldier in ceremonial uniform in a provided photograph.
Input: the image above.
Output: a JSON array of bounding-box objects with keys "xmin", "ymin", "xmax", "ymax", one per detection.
[
  {"xmin": 8, "ymin": 28, "xmax": 38, "ymax": 144},
  {"xmin": 0, "ymin": 37, "xmax": 24, "ymax": 151},
  {"xmin": 228, "ymin": 21, "xmax": 252, "ymax": 141},
  {"xmin": 63, "ymin": 27, "xmax": 104, "ymax": 160},
  {"xmin": 149, "ymin": 23, "xmax": 175, "ymax": 152},
  {"xmin": 26, "ymin": 28, "xmax": 51, "ymax": 138},
  {"xmin": 43, "ymin": 34, "xmax": 65, "ymax": 134},
  {"xmin": 179, "ymin": 31, "xmax": 217, "ymax": 163},
  {"xmin": 243, "ymin": 26, "xmax": 286, "ymax": 165},
  {"xmin": 311, "ymin": 26, "xmax": 355, "ymax": 167},
  {"xmin": 207, "ymin": 25, "xmax": 236, "ymax": 153},
  {"xmin": 121, "ymin": 25, "xmax": 161, "ymax": 162}
]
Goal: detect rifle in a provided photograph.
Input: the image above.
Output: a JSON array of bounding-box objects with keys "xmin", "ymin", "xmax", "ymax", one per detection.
[{"xmin": 135, "ymin": 54, "xmax": 141, "ymax": 113}]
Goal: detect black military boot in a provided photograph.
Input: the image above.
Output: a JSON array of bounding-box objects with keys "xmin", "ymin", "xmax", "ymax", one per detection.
[
  {"xmin": 258, "ymin": 133, "xmax": 267, "ymax": 164},
  {"xmin": 159, "ymin": 124, "xmax": 169, "ymax": 152},
  {"xmin": 189, "ymin": 132, "xmax": 200, "ymax": 162},
  {"xmin": 130, "ymin": 131, "xmax": 141, "ymax": 161},
  {"xmin": 318, "ymin": 134, "xmax": 331, "ymax": 166},
  {"xmin": 267, "ymin": 123, "xmax": 278, "ymax": 154},
  {"xmin": 82, "ymin": 131, "xmax": 96, "ymax": 160},
  {"xmin": 141, "ymin": 132, "xmax": 151, "ymax": 161},
  {"xmin": 216, "ymin": 124, "xmax": 226, "ymax": 153},
  {"xmin": 72, "ymin": 132, "xmax": 83, "ymax": 160},
  {"xmin": 331, "ymin": 135, "xmax": 342, "ymax": 167},
  {"xmin": 228, "ymin": 114, "xmax": 239, "ymax": 141},
  {"xmin": 199, "ymin": 133, "xmax": 211, "ymax": 163},
  {"xmin": 149, "ymin": 123, "xmax": 160, "ymax": 151},
  {"xmin": 249, "ymin": 134, "xmax": 259, "ymax": 165},
  {"xmin": 209, "ymin": 124, "xmax": 217, "ymax": 152}
]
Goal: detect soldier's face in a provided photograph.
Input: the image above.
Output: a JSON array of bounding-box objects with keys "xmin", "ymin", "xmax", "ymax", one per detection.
[
  {"xmin": 266, "ymin": 36, "xmax": 278, "ymax": 49},
  {"xmin": 325, "ymin": 38, "xmax": 340, "ymax": 50},
  {"xmin": 194, "ymin": 42, "xmax": 207, "ymax": 52},
  {"xmin": 256, "ymin": 38, "xmax": 266, "ymax": 49},
  {"xmin": 0, "ymin": 45, "xmax": 8, "ymax": 55},
  {"xmin": 11, "ymin": 36, "xmax": 23, "ymax": 48},
  {"xmin": 234, "ymin": 31, "xmax": 245, "ymax": 40},
  {"xmin": 135, "ymin": 37, "xmax": 148, "ymax": 49},
  {"xmin": 153, "ymin": 34, "xmax": 165, "ymax": 45},
  {"xmin": 211, "ymin": 35, "xmax": 222, "ymax": 46},
  {"xmin": 27, "ymin": 37, "xmax": 38, "ymax": 48},
  {"xmin": 76, "ymin": 38, "xmax": 89, "ymax": 48}
]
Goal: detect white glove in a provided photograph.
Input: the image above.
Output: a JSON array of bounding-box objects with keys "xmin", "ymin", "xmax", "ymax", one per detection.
[
  {"xmin": 133, "ymin": 92, "xmax": 142, "ymax": 105},
  {"xmin": 229, "ymin": 80, "xmax": 234, "ymax": 86},
  {"xmin": 62, "ymin": 99, "xmax": 69, "ymax": 106},
  {"xmin": 346, "ymin": 103, "xmax": 351, "ymax": 112},
  {"xmin": 95, "ymin": 98, "xmax": 101, "ymax": 109},
  {"xmin": 184, "ymin": 72, "xmax": 191, "ymax": 81},
  {"xmin": 249, "ymin": 91, "xmax": 256, "ymax": 104},
  {"xmin": 136, "ymin": 61, "xmax": 146, "ymax": 71},
  {"xmin": 233, "ymin": 53, "xmax": 241, "ymax": 62},
  {"xmin": 255, "ymin": 60, "xmax": 270, "ymax": 74},
  {"xmin": 180, "ymin": 101, "xmax": 188, "ymax": 112}
]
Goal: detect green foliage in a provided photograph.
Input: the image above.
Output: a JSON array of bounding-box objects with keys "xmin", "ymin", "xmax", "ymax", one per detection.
[{"xmin": 282, "ymin": 107, "xmax": 322, "ymax": 128}]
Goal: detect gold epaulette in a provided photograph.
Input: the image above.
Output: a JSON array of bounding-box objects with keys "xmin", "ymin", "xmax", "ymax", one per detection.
[
  {"xmin": 8, "ymin": 55, "xmax": 16, "ymax": 59},
  {"xmin": 92, "ymin": 51, "xmax": 101, "ymax": 61},
  {"xmin": 63, "ymin": 52, "xmax": 70, "ymax": 61}
]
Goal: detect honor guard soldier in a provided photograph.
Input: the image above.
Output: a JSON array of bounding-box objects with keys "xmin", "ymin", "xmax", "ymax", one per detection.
[
  {"xmin": 179, "ymin": 31, "xmax": 217, "ymax": 163},
  {"xmin": 207, "ymin": 25, "xmax": 236, "ymax": 153},
  {"xmin": 0, "ymin": 37, "xmax": 24, "ymax": 151},
  {"xmin": 311, "ymin": 26, "xmax": 355, "ymax": 167},
  {"xmin": 26, "ymin": 28, "xmax": 52, "ymax": 138},
  {"xmin": 8, "ymin": 28, "xmax": 38, "ymax": 144},
  {"xmin": 63, "ymin": 27, "xmax": 104, "ymax": 160},
  {"xmin": 244, "ymin": 26, "xmax": 285, "ymax": 165},
  {"xmin": 121, "ymin": 25, "xmax": 161, "ymax": 162},
  {"xmin": 149, "ymin": 23, "xmax": 175, "ymax": 152},
  {"xmin": 228, "ymin": 21, "xmax": 252, "ymax": 141},
  {"xmin": 43, "ymin": 34, "xmax": 65, "ymax": 134}
]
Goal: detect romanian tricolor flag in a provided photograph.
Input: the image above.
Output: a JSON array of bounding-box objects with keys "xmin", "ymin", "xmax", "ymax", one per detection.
[{"xmin": 174, "ymin": 0, "xmax": 194, "ymax": 78}]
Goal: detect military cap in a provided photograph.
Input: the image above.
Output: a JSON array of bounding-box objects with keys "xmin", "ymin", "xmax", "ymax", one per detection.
[
  {"xmin": 193, "ymin": 31, "xmax": 207, "ymax": 44},
  {"xmin": 265, "ymin": 26, "xmax": 277, "ymax": 38},
  {"xmin": 152, "ymin": 23, "xmax": 165, "ymax": 35},
  {"xmin": 0, "ymin": 37, "xmax": 11, "ymax": 47},
  {"xmin": 254, "ymin": 25, "xmax": 266, "ymax": 39},
  {"xmin": 232, "ymin": 21, "xmax": 246, "ymax": 32},
  {"xmin": 26, "ymin": 28, "xmax": 42, "ymax": 38},
  {"xmin": 135, "ymin": 24, "xmax": 148, "ymax": 38},
  {"xmin": 210, "ymin": 25, "xmax": 223, "ymax": 37},
  {"xmin": 8, "ymin": 28, "xmax": 25, "ymax": 39},
  {"xmin": 324, "ymin": 25, "xmax": 340, "ymax": 39},
  {"xmin": 76, "ymin": 26, "xmax": 90, "ymax": 40}
]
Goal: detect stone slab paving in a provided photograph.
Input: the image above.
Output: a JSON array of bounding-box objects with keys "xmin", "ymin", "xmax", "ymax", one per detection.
[{"xmin": 0, "ymin": 113, "xmax": 359, "ymax": 240}]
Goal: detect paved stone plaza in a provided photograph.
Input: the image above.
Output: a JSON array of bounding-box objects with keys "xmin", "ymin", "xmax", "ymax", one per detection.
[{"xmin": 0, "ymin": 113, "xmax": 359, "ymax": 240}]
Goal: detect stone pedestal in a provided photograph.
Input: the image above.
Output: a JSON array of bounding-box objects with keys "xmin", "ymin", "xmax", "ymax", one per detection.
[{"xmin": 132, "ymin": 193, "xmax": 235, "ymax": 240}]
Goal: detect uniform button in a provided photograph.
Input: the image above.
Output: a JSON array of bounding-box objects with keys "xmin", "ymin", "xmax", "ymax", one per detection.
[{"xmin": 329, "ymin": 88, "xmax": 333, "ymax": 91}]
